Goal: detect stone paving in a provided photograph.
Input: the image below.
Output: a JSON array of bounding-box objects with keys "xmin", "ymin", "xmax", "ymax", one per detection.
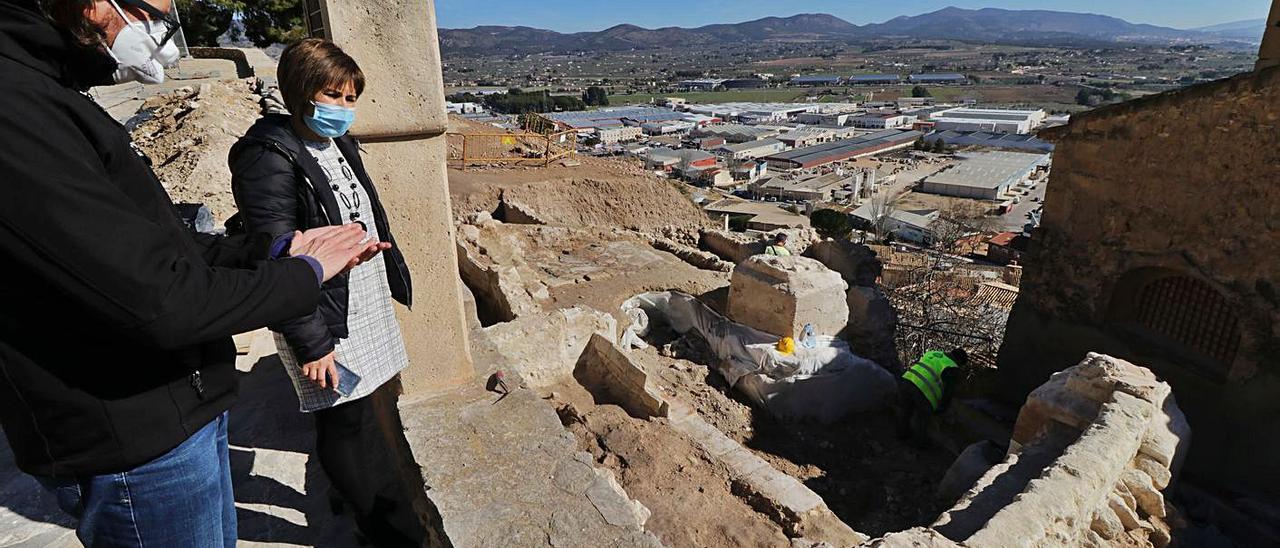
[{"xmin": 399, "ymin": 370, "xmax": 664, "ymax": 548}]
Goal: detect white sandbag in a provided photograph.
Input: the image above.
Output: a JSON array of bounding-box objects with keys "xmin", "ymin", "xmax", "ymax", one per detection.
[{"xmin": 621, "ymin": 292, "xmax": 896, "ymax": 423}]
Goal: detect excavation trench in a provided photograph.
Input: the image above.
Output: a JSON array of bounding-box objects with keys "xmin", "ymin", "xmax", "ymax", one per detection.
[{"xmin": 544, "ymin": 312, "xmax": 954, "ymax": 545}]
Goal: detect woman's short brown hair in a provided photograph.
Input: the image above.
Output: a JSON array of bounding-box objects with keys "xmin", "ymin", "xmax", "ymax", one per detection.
[{"xmin": 277, "ymin": 38, "xmax": 365, "ymax": 116}]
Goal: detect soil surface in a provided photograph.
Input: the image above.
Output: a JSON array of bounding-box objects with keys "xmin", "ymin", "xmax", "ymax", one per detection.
[
  {"xmin": 548, "ymin": 381, "xmax": 791, "ymax": 548},
  {"xmin": 622, "ymin": 322, "xmax": 956, "ymax": 538},
  {"xmin": 131, "ymin": 79, "xmax": 262, "ymax": 224}
]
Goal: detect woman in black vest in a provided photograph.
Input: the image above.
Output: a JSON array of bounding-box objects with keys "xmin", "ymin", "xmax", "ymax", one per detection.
[{"xmin": 229, "ymin": 38, "xmax": 423, "ymax": 546}]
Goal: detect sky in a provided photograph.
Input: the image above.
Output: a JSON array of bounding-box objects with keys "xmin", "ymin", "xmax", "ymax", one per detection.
[{"xmin": 436, "ymin": 0, "xmax": 1272, "ymax": 32}]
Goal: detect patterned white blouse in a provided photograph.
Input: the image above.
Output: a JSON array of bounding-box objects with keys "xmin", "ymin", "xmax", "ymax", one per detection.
[{"xmin": 273, "ymin": 137, "xmax": 409, "ymax": 412}]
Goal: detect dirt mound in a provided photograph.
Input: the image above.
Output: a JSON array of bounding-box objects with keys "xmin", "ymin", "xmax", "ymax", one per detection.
[
  {"xmin": 130, "ymin": 79, "xmax": 261, "ymax": 224},
  {"xmin": 500, "ymin": 177, "xmax": 712, "ymax": 235}
]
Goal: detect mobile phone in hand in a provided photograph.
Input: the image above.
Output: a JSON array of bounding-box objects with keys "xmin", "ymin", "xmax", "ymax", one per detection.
[{"xmin": 334, "ymin": 361, "xmax": 362, "ymax": 397}]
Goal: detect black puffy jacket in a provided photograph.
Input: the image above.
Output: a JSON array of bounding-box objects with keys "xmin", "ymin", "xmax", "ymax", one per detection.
[
  {"xmin": 229, "ymin": 114, "xmax": 412, "ymax": 363},
  {"xmin": 0, "ymin": 2, "xmax": 320, "ymax": 477}
]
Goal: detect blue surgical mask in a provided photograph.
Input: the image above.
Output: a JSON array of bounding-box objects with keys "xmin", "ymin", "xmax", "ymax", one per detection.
[{"xmin": 305, "ymin": 101, "xmax": 356, "ymax": 138}]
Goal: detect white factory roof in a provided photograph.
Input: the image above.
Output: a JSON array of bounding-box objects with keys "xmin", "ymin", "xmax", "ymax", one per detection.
[
  {"xmin": 930, "ymin": 107, "xmax": 1045, "ymax": 123},
  {"xmin": 717, "ymin": 138, "xmax": 785, "ymax": 153},
  {"xmin": 924, "ymin": 151, "xmax": 1051, "ymax": 190}
]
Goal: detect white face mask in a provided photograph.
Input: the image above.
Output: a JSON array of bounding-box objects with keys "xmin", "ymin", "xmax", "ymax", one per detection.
[{"xmin": 105, "ymin": 0, "xmax": 181, "ymax": 84}]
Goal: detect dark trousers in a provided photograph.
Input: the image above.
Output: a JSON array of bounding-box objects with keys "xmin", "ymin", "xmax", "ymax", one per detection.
[
  {"xmin": 895, "ymin": 379, "xmax": 934, "ymax": 446},
  {"xmin": 314, "ymin": 378, "xmax": 426, "ymax": 547}
]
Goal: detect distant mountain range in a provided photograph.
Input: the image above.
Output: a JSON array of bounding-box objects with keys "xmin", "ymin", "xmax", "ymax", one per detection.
[
  {"xmin": 1192, "ymin": 18, "xmax": 1269, "ymax": 41},
  {"xmin": 439, "ymin": 7, "xmax": 1263, "ymax": 55}
]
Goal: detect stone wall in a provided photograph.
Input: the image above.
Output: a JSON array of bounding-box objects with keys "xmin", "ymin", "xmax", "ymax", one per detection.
[
  {"xmin": 996, "ymin": 65, "xmax": 1280, "ymax": 498},
  {"xmin": 914, "ymin": 354, "xmax": 1189, "ymax": 548}
]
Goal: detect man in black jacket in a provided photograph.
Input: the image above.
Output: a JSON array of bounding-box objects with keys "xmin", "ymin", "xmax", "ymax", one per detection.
[{"xmin": 0, "ymin": 1, "xmax": 386, "ymax": 545}]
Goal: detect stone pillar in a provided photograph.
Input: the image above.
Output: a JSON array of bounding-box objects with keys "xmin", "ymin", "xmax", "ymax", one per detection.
[
  {"xmin": 314, "ymin": 0, "xmax": 474, "ymax": 397},
  {"xmin": 1258, "ymin": 0, "xmax": 1280, "ymax": 71}
]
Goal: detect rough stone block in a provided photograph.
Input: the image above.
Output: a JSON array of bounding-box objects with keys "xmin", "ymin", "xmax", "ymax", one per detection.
[
  {"xmin": 1091, "ymin": 506, "xmax": 1124, "ymax": 540},
  {"xmin": 844, "ymin": 285, "xmax": 901, "ymax": 369},
  {"xmin": 936, "ymin": 440, "xmax": 1003, "ymax": 504},
  {"xmin": 574, "ymin": 334, "xmax": 669, "ymax": 419},
  {"xmin": 1121, "ymin": 468, "xmax": 1166, "ymax": 519},
  {"xmin": 479, "ymin": 307, "xmax": 617, "ymax": 388},
  {"xmin": 861, "ymin": 528, "xmax": 961, "ymax": 547},
  {"xmin": 727, "ymin": 255, "xmax": 850, "ymax": 339},
  {"xmin": 586, "ymin": 468, "xmax": 652, "ymax": 529},
  {"xmin": 1108, "ymin": 491, "xmax": 1142, "ymax": 531},
  {"xmin": 1132, "ymin": 455, "xmax": 1172, "ymax": 490}
]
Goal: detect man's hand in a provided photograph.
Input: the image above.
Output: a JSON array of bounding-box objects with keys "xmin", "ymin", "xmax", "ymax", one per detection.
[
  {"xmin": 301, "ymin": 351, "xmax": 339, "ymax": 390},
  {"xmin": 290, "ymin": 224, "xmax": 388, "ymax": 282}
]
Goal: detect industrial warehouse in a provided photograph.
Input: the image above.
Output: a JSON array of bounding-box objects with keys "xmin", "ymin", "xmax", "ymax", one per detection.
[
  {"xmin": 919, "ymin": 150, "xmax": 1051, "ymax": 199},
  {"xmin": 762, "ymin": 129, "xmax": 923, "ymax": 170}
]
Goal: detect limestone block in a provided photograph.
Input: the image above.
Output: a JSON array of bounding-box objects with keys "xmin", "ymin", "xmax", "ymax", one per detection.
[
  {"xmin": 574, "ymin": 333, "xmax": 669, "ymax": 419},
  {"xmin": 1132, "ymin": 455, "xmax": 1172, "ymax": 490},
  {"xmin": 859, "ymin": 528, "xmax": 961, "ymax": 547},
  {"xmin": 1139, "ymin": 393, "xmax": 1191, "ymax": 477},
  {"xmin": 586, "ymin": 468, "xmax": 652, "ymax": 529},
  {"xmin": 803, "ymin": 239, "xmax": 882, "ymax": 286},
  {"xmin": 1108, "ymin": 492, "xmax": 1142, "ymax": 530},
  {"xmin": 700, "ymin": 229, "xmax": 818, "ymax": 264},
  {"xmin": 1091, "ymin": 506, "xmax": 1124, "ymax": 539},
  {"xmin": 844, "ymin": 285, "xmax": 901, "ymax": 368},
  {"xmin": 1011, "ymin": 377, "xmax": 1102, "ymax": 445},
  {"xmin": 936, "ymin": 440, "xmax": 1003, "ymax": 504},
  {"xmin": 1121, "ymin": 468, "xmax": 1167, "ymax": 519},
  {"xmin": 479, "ymin": 307, "xmax": 618, "ymax": 388},
  {"xmin": 728, "ymin": 255, "xmax": 850, "ymax": 338}
]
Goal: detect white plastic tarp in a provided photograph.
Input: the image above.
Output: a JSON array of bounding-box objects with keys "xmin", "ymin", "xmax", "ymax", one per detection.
[{"xmin": 621, "ymin": 292, "xmax": 895, "ymax": 423}]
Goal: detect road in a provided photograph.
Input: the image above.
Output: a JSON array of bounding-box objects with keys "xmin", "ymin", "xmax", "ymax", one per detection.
[{"xmin": 997, "ymin": 176, "xmax": 1049, "ymax": 232}]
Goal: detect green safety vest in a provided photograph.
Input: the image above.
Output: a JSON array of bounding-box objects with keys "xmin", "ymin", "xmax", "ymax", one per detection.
[
  {"xmin": 765, "ymin": 245, "xmax": 791, "ymax": 256},
  {"xmin": 903, "ymin": 351, "xmax": 958, "ymax": 411}
]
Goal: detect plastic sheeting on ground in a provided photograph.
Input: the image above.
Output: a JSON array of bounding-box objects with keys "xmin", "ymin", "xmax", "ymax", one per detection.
[{"xmin": 621, "ymin": 291, "xmax": 896, "ymax": 424}]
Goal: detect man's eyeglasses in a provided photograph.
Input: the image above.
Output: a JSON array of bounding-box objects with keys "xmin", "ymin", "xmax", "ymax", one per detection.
[{"xmin": 117, "ymin": 0, "xmax": 181, "ymax": 47}]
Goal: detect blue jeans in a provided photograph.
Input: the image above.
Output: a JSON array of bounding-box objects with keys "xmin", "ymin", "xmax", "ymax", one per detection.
[{"xmin": 38, "ymin": 412, "xmax": 236, "ymax": 547}]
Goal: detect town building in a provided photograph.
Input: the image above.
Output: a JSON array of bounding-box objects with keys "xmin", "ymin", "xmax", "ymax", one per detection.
[
  {"xmin": 691, "ymin": 124, "xmax": 780, "ymax": 143},
  {"xmin": 923, "ymin": 130, "xmax": 1055, "ymax": 152},
  {"xmin": 679, "ymin": 79, "xmax": 728, "ymax": 91},
  {"xmin": 640, "ymin": 120, "xmax": 696, "ymax": 135},
  {"xmin": 597, "ymin": 125, "xmax": 644, "ymax": 145},
  {"xmin": 644, "ymin": 148, "xmax": 718, "ymax": 172},
  {"xmin": 762, "ymin": 129, "xmax": 923, "ymax": 170},
  {"xmin": 908, "ymin": 72, "xmax": 969, "ymax": 84},
  {"xmin": 847, "ymin": 73, "xmax": 902, "ymax": 85},
  {"xmin": 730, "ymin": 161, "xmax": 769, "ymax": 183},
  {"xmin": 928, "ymin": 107, "xmax": 1047, "ymax": 134},
  {"xmin": 851, "ymin": 205, "xmax": 940, "ymax": 244},
  {"xmin": 545, "ymin": 107, "xmax": 682, "ymax": 132},
  {"xmin": 895, "ymin": 97, "xmax": 935, "ymax": 108},
  {"xmin": 750, "ymin": 171, "xmax": 863, "ymax": 203},
  {"xmin": 703, "ymin": 198, "xmax": 811, "ymax": 231},
  {"xmin": 691, "ymin": 136, "xmax": 727, "ymax": 150},
  {"xmin": 794, "ymin": 112, "xmax": 850, "ymax": 126},
  {"xmin": 445, "ymin": 101, "xmax": 483, "ymax": 114},
  {"xmin": 919, "ymin": 151, "xmax": 1051, "ymax": 200},
  {"xmin": 775, "ymin": 127, "xmax": 833, "ymax": 149},
  {"xmin": 790, "ymin": 75, "xmax": 842, "ymax": 86},
  {"xmin": 713, "ymin": 138, "xmax": 787, "ymax": 161},
  {"xmin": 721, "ymin": 78, "xmax": 768, "ymax": 89},
  {"xmin": 685, "ymin": 103, "xmax": 817, "ymax": 123},
  {"xmin": 848, "ymin": 112, "xmax": 917, "ymax": 130},
  {"xmin": 985, "ymin": 231, "xmax": 1030, "ymax": 265}
]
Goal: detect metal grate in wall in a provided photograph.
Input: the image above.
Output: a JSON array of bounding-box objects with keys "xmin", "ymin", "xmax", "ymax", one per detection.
[{"xmin": 1132, "ymin": 276, "xmax": 1240, "ymax": 374}]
